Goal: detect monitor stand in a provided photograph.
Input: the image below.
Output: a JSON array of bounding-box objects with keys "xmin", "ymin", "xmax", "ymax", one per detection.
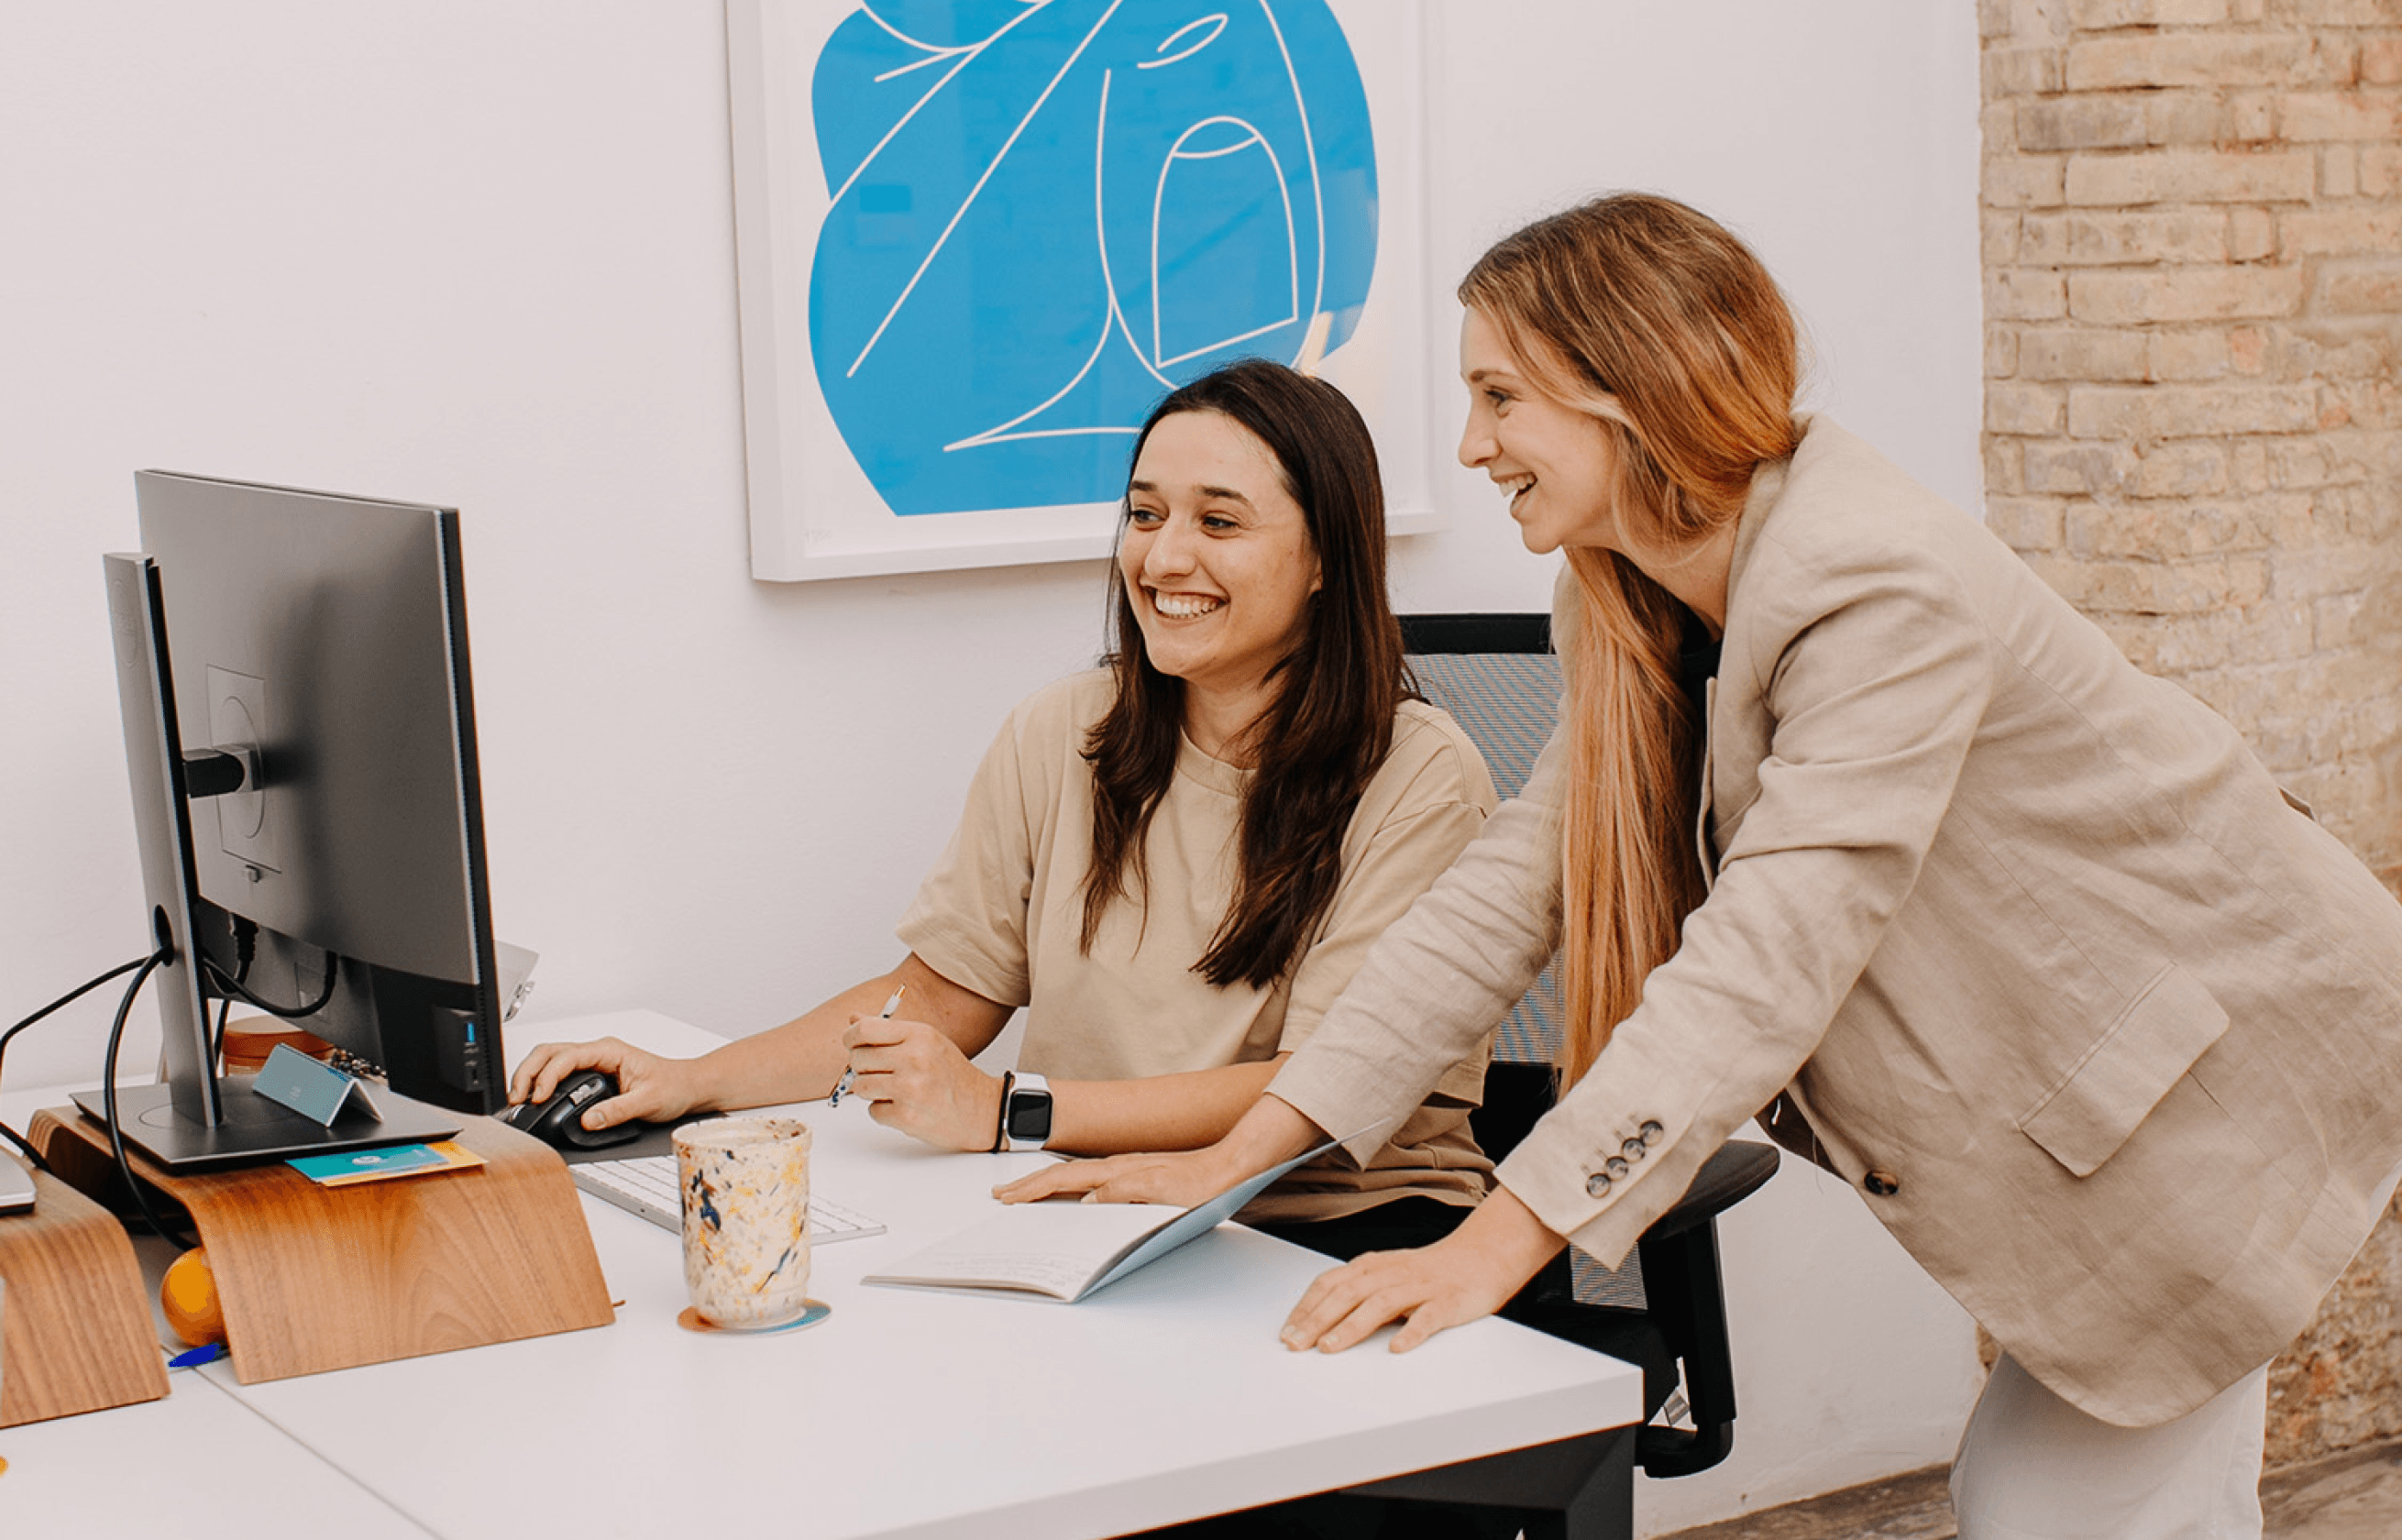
[
  {"xmin": 31, "ymin": 1106, "xmax": 613, "ymax": 1383},
  {"xmin": 72, "ymin": 1074, "xmax": 461, "ymax": 1171}
]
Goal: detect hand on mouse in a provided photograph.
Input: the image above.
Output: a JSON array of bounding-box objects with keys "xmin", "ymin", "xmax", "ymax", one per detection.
[
  {"xmin": 837, "ymin": 1015, "xmax": 1004, "ymax": 1151},
  {"xmin": 508, "ymin": 1037, "xmax": 704, "ymax": 1131}
]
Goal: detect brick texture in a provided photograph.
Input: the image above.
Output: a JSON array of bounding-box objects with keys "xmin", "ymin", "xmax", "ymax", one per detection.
[{"xmin": 1982, "ymin": 0, "xmax": 2402, "ymax": 1472}]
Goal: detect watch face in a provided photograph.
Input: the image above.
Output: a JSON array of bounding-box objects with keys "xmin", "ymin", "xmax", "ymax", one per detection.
[{"xmin": 1007, "ymin": 1089, "xmax": 1052, "ymax": 1142}]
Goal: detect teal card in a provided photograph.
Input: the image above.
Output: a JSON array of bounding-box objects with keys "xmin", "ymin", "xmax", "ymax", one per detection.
[{"xmin": 288, "ymin": 1144, "xmax": 447, "ymax": 1183}]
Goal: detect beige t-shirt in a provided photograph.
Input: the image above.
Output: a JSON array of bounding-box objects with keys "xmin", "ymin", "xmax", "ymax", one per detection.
[{"xmin": 898, "ymin": 670, "xmax": 1499, "ymax": 1221}]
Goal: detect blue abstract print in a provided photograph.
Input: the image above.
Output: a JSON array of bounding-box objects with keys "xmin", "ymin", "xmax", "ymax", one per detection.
[{"xmin": 808, "ymin": 1, "xmax": 1379, "ymax": 515}]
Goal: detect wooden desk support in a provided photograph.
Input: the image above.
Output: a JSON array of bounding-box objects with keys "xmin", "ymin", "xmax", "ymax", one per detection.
[
  {"xmin": 0, "ymin": 1171, "xmax": 171, "ymax": 1426},
  {"xmin": 30, "ymin": 1108, "xmax": 614, "ymax": 1384}
]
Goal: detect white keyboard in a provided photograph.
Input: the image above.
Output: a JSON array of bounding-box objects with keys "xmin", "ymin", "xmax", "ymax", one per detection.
[{"xmin": 571, "ymin": 1154, "xmax": 885, "ymax": 1245}]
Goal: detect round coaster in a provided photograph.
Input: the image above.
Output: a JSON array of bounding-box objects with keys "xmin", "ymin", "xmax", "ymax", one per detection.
[{"xmin": 676, "ymin": 1299, "xmax": 831, "ymax": 1336}]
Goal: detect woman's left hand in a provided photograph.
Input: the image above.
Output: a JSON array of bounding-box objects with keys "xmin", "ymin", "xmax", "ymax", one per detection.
[
  {"xmin": 993, "ymin": 1147, "xmax": 1238, "ymax": 1207},
  {"xmin": 839, "ymin": 1015, "xmax": 1003, "ymax": 1151},
  {"xmin": 1280, "ymin": 1185, "xmax": 1565, "ymax": 1354}
]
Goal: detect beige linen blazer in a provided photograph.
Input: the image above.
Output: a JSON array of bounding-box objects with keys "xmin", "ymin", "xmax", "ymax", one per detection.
[{"xmin": 1272, "ymin": 416, "xmax": 2402, "ymax": 1426}]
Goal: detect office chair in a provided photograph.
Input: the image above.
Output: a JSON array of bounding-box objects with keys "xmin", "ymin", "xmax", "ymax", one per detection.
[{"xmin": 1328, "ymin": 615, "xmax": 1779, "ymax": 1540}]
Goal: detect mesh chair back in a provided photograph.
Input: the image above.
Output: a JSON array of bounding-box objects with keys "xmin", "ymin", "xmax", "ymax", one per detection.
[
  {"xmin": 1402, "ymin": 615, "xmax": 1645, "ymax": 1312},
  {"xmin": 1401, "ymin": 619, "xmax": 1563, "ymax": 1066}
]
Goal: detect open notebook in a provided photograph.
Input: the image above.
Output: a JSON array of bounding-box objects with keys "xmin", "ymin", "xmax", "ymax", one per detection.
[{"xmin": 865, "ymin": 1133, "xmax": 1354, "ymax": 1303}]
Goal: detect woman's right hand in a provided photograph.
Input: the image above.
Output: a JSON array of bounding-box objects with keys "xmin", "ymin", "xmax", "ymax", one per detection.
[{"xmin": 507, "ymin": 1037, "xmax": 709, "ymax": 1133}]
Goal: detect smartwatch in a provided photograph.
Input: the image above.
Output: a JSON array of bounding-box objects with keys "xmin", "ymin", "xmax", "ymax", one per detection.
[{"xmin": 1002, "ymin": 1071, "xmax": 1053, "ymax": 1151}]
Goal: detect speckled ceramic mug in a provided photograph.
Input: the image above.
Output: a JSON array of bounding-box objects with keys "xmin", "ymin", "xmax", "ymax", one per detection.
[{"xmin": 672, "ymin": 1116, "xmax": 811, "ymax": 1329}]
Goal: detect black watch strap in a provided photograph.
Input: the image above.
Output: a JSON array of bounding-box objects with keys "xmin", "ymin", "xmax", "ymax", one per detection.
[{"xmin": 991, "ymin": 1071, "xmax": 1015, "ymax": 1153}]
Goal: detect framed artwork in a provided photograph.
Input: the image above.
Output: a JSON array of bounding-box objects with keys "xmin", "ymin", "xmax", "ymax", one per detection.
[{"xmin": 727, "ymin": 0, "xmax": 1435, "ymax": 581}]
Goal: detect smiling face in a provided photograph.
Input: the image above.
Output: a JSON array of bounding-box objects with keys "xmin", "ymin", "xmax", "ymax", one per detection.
[
  {"xmin": 1456, "ymin": 306, "xmax": 1626, "ymax": 556},
  {"xmin": 1120, "ymin": 409, "xmax": 1323, "ymax": 720}
]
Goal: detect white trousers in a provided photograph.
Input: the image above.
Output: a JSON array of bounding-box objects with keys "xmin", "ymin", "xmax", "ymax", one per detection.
[{"xmin": 1948, "ymin": 1354, "xmax": 2270, "ymax": 1540}]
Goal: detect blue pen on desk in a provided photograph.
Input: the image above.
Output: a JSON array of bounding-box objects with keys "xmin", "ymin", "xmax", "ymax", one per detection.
[{"xmin": 829, "ymin": 984, "xmax": 906, "ymax": 1107}]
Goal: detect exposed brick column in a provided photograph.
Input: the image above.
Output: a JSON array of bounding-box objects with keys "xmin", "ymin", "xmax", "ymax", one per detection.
[{"xmin": 1979, "ymin": 0, "xmax": 2402, "ymax": 1470}]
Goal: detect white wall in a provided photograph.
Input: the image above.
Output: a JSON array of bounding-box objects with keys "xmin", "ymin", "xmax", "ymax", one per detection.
[{"xmin": 0, "ymin": 4, "xmax": 1982, "ymax": 1530}]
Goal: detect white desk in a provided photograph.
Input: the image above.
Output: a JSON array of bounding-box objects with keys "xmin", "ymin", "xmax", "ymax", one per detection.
[
  {"xmin": 0, "ymin": 1368, "xmax": 429, "ymax": 1537},
  {"xmin": 1, "ymin": 1009, "xmax": 1642, "ymax": 1538}
]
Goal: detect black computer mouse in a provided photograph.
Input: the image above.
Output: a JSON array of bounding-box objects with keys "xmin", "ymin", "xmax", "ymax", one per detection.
[{"xmin": 501, "ymin": 1069, "xmax": 641, "ymax": 1150}]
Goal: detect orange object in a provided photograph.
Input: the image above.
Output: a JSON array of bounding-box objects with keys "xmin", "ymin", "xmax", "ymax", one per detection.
[{"xmin": 160, "ymin": 1248, "xmax": 225, "ymax": 1348}]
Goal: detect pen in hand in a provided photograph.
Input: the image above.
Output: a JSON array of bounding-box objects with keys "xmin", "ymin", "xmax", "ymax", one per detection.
[{"xmin": 828, "ymin": 983, "xmax": 906, "ymax": 1107}]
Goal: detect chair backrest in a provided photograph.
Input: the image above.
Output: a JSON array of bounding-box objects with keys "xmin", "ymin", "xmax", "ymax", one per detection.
[
  {"xmin": 1397, "ymin": 615, "xmax": 1564, "ymax": 1069},
  {"xmin": 1403, "ymin": 613, "xmax": 1779, "ymax": 1484},
  {"xmin": 1400, "ymin": 617, "xmax": 1647, "ymax": 1315},
  {"xmin": 1403, "ymin": 614, "xmax": 1777, "ymax": 1489}
]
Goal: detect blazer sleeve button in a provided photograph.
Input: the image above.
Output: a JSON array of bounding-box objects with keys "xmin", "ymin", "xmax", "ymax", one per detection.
[
  {"xmin": 1638, "ymin": 1120, "xmax": 1664, "ymax": 1142},
  {"xmin": 1621, "ymin": 1137, "xmax": 1647, "ymax": 1160},
  {"xmin": 1585, "ymin": 1172, "xmax": 1611, "ymax": 1198},
  {"xmin": 1864, "ymin": 1170, "xmax": 1901, "ymax": 1196},
  {"xmin": 1605, "ymin": 1156, "xmax": 1630, "ymax": 1180}
]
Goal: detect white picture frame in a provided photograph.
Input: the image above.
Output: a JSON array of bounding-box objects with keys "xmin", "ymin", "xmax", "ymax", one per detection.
[{"xmin": 727, "ymin": 0, "xmax": 1436, "ymax": 582}]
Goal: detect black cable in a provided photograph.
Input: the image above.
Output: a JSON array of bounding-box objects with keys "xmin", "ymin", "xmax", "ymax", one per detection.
[
  {"xmin": 206, "ymin": 916, "xmax": 258, "ymax": 1071},
  {"xmin": 202, "ymin": 951, "xmax": 337, "ymax": 1020},
  {"xmin": 211, "ymin": 992, "xmax": 234, "ymax": 1070},
  {"xmin": 3, "ymin": 955, "xmax": 149, "ymax": 1050},
  {"xmin": 102, "ymin": 948, "xmax": 194, "ymax": 1250},
  {"xmin": 0, "ymin": 1116, "xmax": 43, "ymax": 1171},
  {"xmin": 0, "ymin": 953, "xmax": 153, "ymax": 1173}
]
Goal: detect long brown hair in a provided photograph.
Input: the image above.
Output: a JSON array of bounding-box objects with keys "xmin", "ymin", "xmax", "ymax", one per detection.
[
  {"xmin": 1082, "ymin": 359, "xmax": 1409, "ymax": 990},
  {"xmin": 1460, "ymin": 193, "xmax": 1800, "ymax": 1084}
]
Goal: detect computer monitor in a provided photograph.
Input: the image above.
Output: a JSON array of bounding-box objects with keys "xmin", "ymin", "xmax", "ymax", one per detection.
[{"xmin": 80, "ymin": 470, "xmax": 509, "ymax": 1169}]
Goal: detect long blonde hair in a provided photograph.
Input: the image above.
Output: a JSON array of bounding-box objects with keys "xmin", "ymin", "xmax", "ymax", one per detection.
[{"xmin": 1459, "ymin": 193, "xmax": 1800, "ymax": 1086}]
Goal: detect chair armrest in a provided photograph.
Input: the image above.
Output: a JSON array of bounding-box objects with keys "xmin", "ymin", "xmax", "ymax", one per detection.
[
  {"xmin": 1628, "ymin": 1139, "xmax": 1777, "ymax": 1480},
  {"xmin": 1641, "ymin": 1139, "xmax": 1779, "ymax": 1242}
]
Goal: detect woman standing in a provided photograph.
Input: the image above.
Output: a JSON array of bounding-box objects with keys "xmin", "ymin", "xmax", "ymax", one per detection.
[{"xmin": 1002, "ymin": 196, "xmax": 2402, "ymax": 1536}]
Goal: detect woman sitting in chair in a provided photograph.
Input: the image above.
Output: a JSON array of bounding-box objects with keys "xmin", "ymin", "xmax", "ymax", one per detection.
[{"xmin": 509, "ymin": 358, "xmax": 1501, "ymax": 1251}]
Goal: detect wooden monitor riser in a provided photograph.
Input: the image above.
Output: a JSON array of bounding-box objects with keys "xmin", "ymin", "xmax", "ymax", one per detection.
[
  {"xmin": 0, "ymin": 1170, "xmax": 168, "ymax": 1426},
  {"xmin": 29, "ymin": 1106, "xmax": 613, "ymax": 1387}
]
